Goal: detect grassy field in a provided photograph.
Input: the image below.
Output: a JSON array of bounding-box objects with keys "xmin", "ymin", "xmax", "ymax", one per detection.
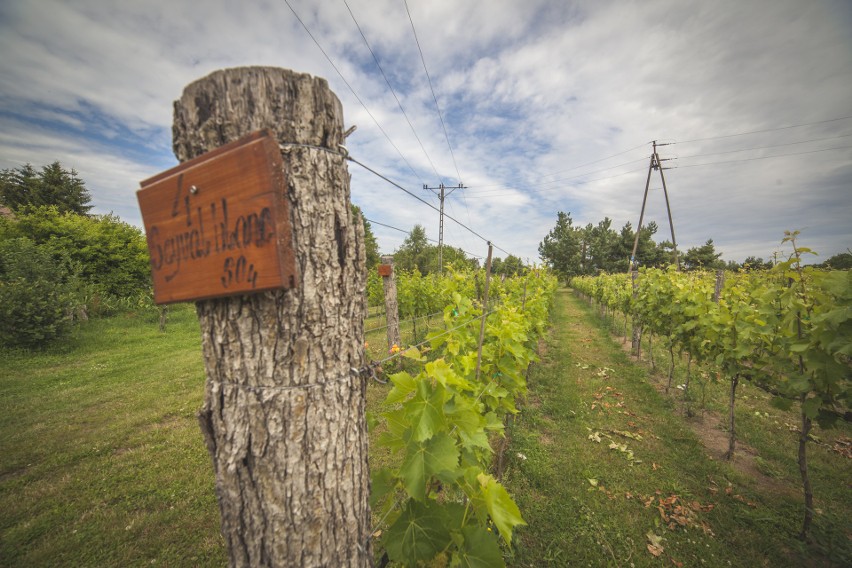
[
  {"xmin": 0, "ymin": 305, "xmax": 225, "ymax": 566},
  {"xmin": 504, "ymin": 290, "xmax": 850, "ymax": 567},
  {"xmin": 1, "ymin": 293, "xmax": 849, "ymax": 566}
]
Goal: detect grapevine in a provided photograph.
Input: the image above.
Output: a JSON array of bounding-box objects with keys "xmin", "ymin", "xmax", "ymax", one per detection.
[
  {"xmin": 370, "ymin": 267, "xmax": 557, "ymax": 565},
  {"xmin": 571, "ymin": 235, "xmax": 850, "ymax": 539}
]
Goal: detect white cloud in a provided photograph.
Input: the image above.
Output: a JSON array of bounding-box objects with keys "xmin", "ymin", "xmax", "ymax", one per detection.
[{"xmin": 0, "ymin": 0, "xmax": 849, "ymax": 263}]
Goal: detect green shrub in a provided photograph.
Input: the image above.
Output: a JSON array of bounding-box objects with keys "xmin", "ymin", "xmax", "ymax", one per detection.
[
  {"xmin": 0, "ymin": 237, "xmax": 75, "ymax": 348},
  {"xmin": 0, "ymin": 206, "xmax": 151, "ymax": 299}
]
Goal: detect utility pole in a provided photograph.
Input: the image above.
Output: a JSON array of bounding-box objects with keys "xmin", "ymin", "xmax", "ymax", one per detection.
[
  {"xmin": 423, "ymin": 182, "xmax": 465, "ymax": 273},
  {"xmin": 630, "ymin": 140, "xmax": 680, "ymax": 271}
]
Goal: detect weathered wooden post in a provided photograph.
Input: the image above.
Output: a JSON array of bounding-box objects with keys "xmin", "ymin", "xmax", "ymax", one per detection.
[
  {"xmin": 378, "ymin": 255, "xmax": 401, "ymax": 353},
  {"xmin": 475, "ymin": 243, "xmax": 494, "ymax": 382},
  {"xmin": 713, "ymin": 269, "xmax": 725, "ymax": 303},
  {"xmin": 144, "ymin": 67, "xmax": 371, "ymax": 567},
  {"xmin": 631, "ymin": 269, "xmax": 640, "ymax": 357}
]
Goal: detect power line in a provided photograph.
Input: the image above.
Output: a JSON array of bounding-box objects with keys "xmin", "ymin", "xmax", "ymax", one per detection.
[
  {"xmin": 464, "ymin": 156, "xmax": 648, "ymax": 195},
  {"xmin": 466, "ymin": 135, "xmax": 852, "ymax": 198},
  {"xmin": 348, "ymin": 155, "xmax": 511, "ymax": 257},
  {"xmin": 365, "ymin": 217, "xmax": 484, "ymax": 259},
  {"xmin": 343, "ymin": 0, "xmax": 446, "ymax": 186},
  {"xmin": 535, "ymin": 142, "xmax": 650, "ymax": 180},
  {"xmin": 464, "ymin": 142, "xmax": 650, "ymax": 190},
  {"xmin": 403, "ymin": 0, "xmax": 463, "ymax": 184},
  {"xmin": 675, "ymin": 115, "xmax": 852, "ymax": 144},
  {"xmin": 463, "ymin": 141, "xmax": 852, "ymax": 199},
  {"xmin": 673, "ymin": 144, "xmax": 852, "ymax": 169},
  {"xmin": 463, "ymin": 166, "xmax": 650, "ymax": 199},
  {"xmin": 675, "ymin": 133, "xmax": 852, "ymax": 160},
  {"xmin": 366, "ymin": 218, "xmax": 439, "ymax": 244},
  {"xmin": 283, "ymin": 0, "xmax": 425, "ymax": 185}
]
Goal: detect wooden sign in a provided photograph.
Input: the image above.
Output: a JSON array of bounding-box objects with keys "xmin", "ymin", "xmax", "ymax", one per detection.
[
  {"xmin": 377, "ymin": 264, "xmax": 392, "ymax": 277},
  {"xmin": 137, "ymin": 130, "xmax": 297, "ymax": 304}
]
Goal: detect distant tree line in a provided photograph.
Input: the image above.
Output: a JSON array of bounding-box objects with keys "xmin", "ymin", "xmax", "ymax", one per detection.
[
  {"xmin": 536, "ymin": 211, "xmax": 849, "ymax": 282},
  {"xmin": 360, "ymin": 221, "xmax": 526, "ymax": 277},
  {"xmin": 1, "ymin": 162, "xmax": 92, "ymax": 215},
  {"xmin": 537, "ymin": 211, "xmax": 686, "ymax": 280}
]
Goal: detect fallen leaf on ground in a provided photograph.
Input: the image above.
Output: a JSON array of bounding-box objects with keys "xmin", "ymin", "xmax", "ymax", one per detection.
[{"xmin": 646, "ymin": 531, "xmax": 664, "ymax": 557}]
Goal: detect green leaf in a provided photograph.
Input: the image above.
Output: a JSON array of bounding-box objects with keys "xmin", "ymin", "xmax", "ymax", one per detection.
[
  {"xmin": 402, "ymin": 346, "xmax": 426, "ymax": 361},
  {"xmin": 385, "ymin": 500, "xmax": 451, "ymax": 564},
  {"xmin": 445, "ymin": 396, "xmax": 490, "ymax": 451},
  {"xmin": 386, "ymin": 371, "xmax": 419, "ymax": 404},
  {"xmin": 816, "ymin": 408, "xmax": 839, "ymax": 430},
  {"xmin": 378, "ymin": 408, "xmax": 409, "ymax": 451},
  {"xmin": 476, "ymin": 473, "xmax": 526, "ymax": 544},
  {"xmin": 406, "ymin": 380, "xmax": 448, "ymax": 442},
  {"xmin": 427, "ymin": 358, "xmax": 474, "ymax": 390},
  {"xmin": 399, "ymin": 433, "xmax": 460, "ymax": 501},
  {"xmin": 370, "ymin": 468, "xmax": 397, "ymax": 509},
  {"xmin": 801, "ymin": 396, "xmax": 822, "ymax": 419},
  {"xmin": 484, "ymin": 411, "xmax": 504, "ymax": 433},
  {"xmin": 453, "ymin": 525, "xmax": 505, "ymax": 568}
]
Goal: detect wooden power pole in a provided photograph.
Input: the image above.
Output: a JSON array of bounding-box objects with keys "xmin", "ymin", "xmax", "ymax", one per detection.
[
  {"xmin": 171, "ymin": 67, "xmax": 371, "ymax": 567},
  {"xmin": 629, "ymin": 140, "xmax": 680, "ymax": 271},
  {"xmin": 424, "ymin": 182, "xmax": 464, "ymax": 273}
]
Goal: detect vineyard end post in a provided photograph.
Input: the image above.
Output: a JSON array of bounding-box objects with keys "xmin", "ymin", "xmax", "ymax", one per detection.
[
  {"xmin": 379, "ymin": 255, "xmax": 401, "ymax": 354},
  {"xmin": 172, "ymin": 67, "xmax": 371, "ymax": 567}
]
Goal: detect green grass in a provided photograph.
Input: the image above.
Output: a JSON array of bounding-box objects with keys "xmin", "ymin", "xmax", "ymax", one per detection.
[
  {"xmin": 1, "ymin": 294, "xmax": 848, "ymax": 566},
  {"xmin": 0, "ymin": 304, "xmax": 225, "ymax": 567},
  {"xmin": 503, "ymin": 290, "xmax": 850, "ymax": 566}
]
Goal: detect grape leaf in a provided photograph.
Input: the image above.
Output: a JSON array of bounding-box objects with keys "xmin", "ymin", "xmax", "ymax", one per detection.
[
  {"xmin": 385, "ymin": 500, "xmax": 450, "ymax": 563},
  {"xmin": 406, "ymin": 380, "xmax": 447, "ymax": 442},
  {"xmin": 453, "ymin": 525, "xmax": 505, "ymax": 568},
  {"xmin": 400, "ymin": 432, "xmax": 459, "ymax": 501},
  {"xmin": 386, "ymin": 371, "xmax": 418, "ymax": 404},
  {"xmin": 476, "ymin": 473, "xmax": 526, "ymax": 544}
]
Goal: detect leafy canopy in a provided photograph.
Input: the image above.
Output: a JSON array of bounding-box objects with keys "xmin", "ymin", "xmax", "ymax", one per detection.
[{"xmin": 0, "ymin": 162, "xmax": 92, "ymax": 215}]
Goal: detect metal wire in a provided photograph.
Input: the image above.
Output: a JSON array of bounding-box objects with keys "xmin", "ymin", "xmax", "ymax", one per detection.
[
  {"xmin": 364, "ymin": 311, "xmax": 443, "ymax": 335},
  {"xmin": 367, "ymin": 309, "xmax": 497, "ymax": 368}
]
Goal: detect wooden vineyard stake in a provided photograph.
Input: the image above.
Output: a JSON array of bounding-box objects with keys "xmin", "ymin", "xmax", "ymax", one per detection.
[
  {"xmin": 167, "ymin": 67, "xmax": 370, "ymax": 567},
  {"xmin": 475, "ymin": 243, "xmax": 494, "ymax": 382},
  {"xmin": 379, "ymin": 255, "xmax": 401, "ymax": 355},
  {"xmin": 631, "ymin": 270, "xmax": 640, "ymax": 357},
  {"xmin": 714, "ymin": 269, "xmax": 725, "ymax": 303}
]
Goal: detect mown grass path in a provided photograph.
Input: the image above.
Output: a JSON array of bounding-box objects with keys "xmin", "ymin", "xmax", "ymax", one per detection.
[{"xmin": 503, "ymin": 289, "xmax": 849, "ymax": 567}]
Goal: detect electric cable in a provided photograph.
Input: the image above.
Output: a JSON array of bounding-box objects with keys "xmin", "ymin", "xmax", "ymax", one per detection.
[
  {"xmin": 463, "ymin": 166, "xmax": 650, "ymax": 200},
  {"xmin": 283, "ymin": 0, "xmax": 426, "ymax": 185},
  {"xmin": 465, "ymin": 142, "xmax": 649, "ymax": 189},
  {"xmin": 673, "ymin": 144, "xmax": 852, "ymax": 169},
  {"xmin": 343, "ymin": 0, "xmax": 446, "ymax": 186},
  {"xmin": 675, "ymin": 115, "xmax": 852, "ymax": 144},
  {"xmin": 348, "ymin": 156, "xmax": 512, "ymax": 257},
  {"xmin": 403, "ymin": 0, "xmax": 463, "ymax": 185},
  {"xmin": 674, "ymin": 133, "xmax": 852, "ymax": 160},
  {"xmin": 364, "ymin": 218, "xmax": 484, "ymax": 260},
  {"xmin": 464, "ymin": 156, "xmax": 648, "ymax": 195}
]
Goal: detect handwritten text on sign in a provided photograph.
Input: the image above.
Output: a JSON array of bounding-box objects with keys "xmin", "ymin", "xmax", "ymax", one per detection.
[{"xmin": 137, "ymin": 131, "xmax": 297, "ymax": 304}]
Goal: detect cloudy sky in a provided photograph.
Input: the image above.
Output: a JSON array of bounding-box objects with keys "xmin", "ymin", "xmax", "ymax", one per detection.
[{"xmin": 1, "ymin": 0, "xmax": 850, "ymax": 265}]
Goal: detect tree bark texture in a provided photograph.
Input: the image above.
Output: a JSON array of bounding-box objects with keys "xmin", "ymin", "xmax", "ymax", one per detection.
[{"xmin": 173, "ymin": 67, "xmax": 371, "ymax": 567}]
